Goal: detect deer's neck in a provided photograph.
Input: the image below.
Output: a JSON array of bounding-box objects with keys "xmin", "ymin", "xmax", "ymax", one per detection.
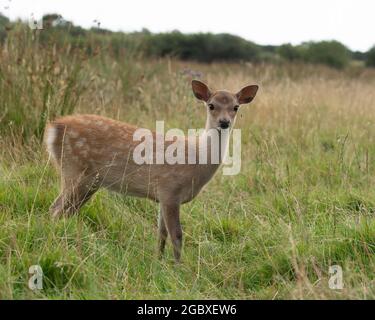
[
  {"xmin": 188, "ymin": 127, "xmax": 230, "ymax": 190},
  {"xmin": 201, "ymin": 126, "xmax": 231, "ymax": 164},
  {"xmin": 192, "ymin": 126, "xmax": 231, "ymax": 187}
]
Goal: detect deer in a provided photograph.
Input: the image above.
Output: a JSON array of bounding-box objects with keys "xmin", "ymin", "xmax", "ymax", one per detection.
[{"xmin": 44, "ymin": 80, "xmax": 259, "ymax": 262}]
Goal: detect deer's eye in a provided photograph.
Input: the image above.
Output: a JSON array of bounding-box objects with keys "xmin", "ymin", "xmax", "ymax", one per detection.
[
  {"xmin": 208, "ymin": 104, "xmax": 215, "ymax": 111},
  {"xmin": 234, "ymin": 105, "xmax": 239, "ymax": 112}
]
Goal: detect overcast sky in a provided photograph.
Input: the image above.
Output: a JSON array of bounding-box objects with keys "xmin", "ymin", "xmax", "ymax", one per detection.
[{"xmin": 1, "ymin": 0, "xmax": 374, "ymax": 52}]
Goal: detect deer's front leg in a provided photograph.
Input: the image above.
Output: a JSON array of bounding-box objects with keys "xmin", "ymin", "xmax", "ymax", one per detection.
[
  {"xmin": 158, "ymin": 207, "xmax": 168, "ymax": 258},
  {"xmin": 161, "ymin": 202, "xmax": 182, "ymax": 262}
]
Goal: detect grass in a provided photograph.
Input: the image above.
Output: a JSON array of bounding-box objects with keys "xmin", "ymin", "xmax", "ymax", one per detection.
[{"xmin": 0, "ymin": 26, "xmax": 374, "ymax": 299}]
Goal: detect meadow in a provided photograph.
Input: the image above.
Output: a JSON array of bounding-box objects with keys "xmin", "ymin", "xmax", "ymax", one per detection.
[{"xmin": 0, "ymin": 27, "xmax": 374, "ymax": 299}]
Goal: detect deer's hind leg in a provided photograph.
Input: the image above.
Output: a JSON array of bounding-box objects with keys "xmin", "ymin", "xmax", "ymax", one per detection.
[{"xmin": 50, "ymin": 172, "xmax": 101, "ymax": 218}]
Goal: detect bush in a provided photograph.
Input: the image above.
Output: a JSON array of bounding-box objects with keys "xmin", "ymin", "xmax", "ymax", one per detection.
[
  {"xmin": 145, "ymin": 31, "xmax": 260, "ymax": 62},
  {"xmin": 0, "ymin": 13, "xmax": 360, "ymax": 68},
  {"xmin": 302, "ymin": 41, "xmax": 350, "ymax": 69},
  {"xmin": 278, "ymin": 43, "xmax": 302, "ymax": 61},
  {"xmin": 0, "ymin": 13, "xmax": 10, "ymax": 43},
  {"xmin": 365, "ymin": 46, "xmax": 375, "ymax": 67}
]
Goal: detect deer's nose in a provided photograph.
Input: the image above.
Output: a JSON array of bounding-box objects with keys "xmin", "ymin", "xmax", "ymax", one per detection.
[{"xmin": 219, "ymin": 119, "xmax": 230, "ymax": 129}]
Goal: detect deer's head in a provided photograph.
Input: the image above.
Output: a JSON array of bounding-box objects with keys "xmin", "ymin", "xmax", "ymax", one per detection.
[{"xmin": 192, "ymin": 80, "xmax": 259, "ymax": 130}]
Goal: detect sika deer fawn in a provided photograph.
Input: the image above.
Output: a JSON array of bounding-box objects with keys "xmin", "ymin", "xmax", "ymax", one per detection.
[{"xmin": 44, "ymin": 80, "xmax": 258, "ymax": 262}]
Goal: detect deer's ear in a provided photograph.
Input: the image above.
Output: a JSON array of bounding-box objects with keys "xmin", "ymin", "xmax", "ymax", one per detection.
[
  {"xmin": 192, "ymin": 80, "xmax": 211, "ymax": 102},
  {"xmin": 236, "ymin": 85, "xmax": 259, "ymax": 104}
]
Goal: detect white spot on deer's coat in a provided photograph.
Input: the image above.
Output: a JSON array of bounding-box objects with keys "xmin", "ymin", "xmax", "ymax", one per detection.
[
  {"xmin": 76, "ymin": 139, "xmax": 85, "ymax": 148},
  {"xmin": 70, "ymin": 130, "xmax": 79, "ymax": 138}
]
